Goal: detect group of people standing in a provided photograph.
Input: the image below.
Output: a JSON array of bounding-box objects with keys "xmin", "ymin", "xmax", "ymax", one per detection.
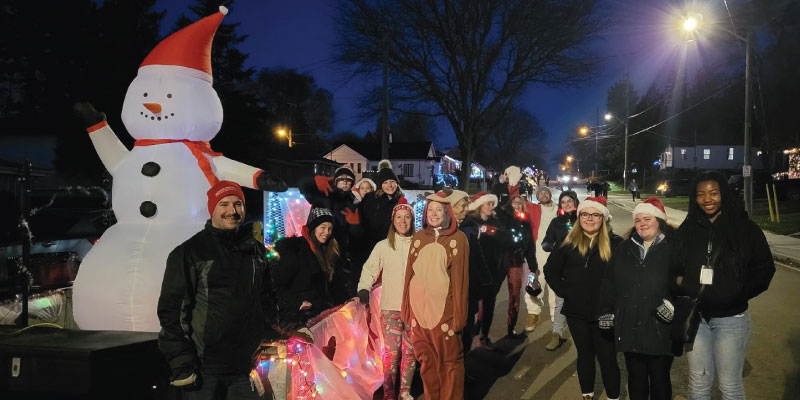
[{"xmin": 156, "ymin": 163, "xmax": 775, "ymax": 400}]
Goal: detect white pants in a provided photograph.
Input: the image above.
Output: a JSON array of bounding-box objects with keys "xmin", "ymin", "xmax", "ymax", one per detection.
[{"xmin": 523, "ymin": 260, "xmax": 566, "ymax": 335}]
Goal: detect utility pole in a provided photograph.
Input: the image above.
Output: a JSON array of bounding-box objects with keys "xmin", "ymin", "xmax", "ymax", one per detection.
[
  {"xmin": 623, "ymin": 74, "xmax": 630, "ymax": 190},
  {"xmin": 381, "ymin": 32, "xmax": 390, "ymax": 160},
  {"xmin": 18, "ymin": 160, "xmax": 31, "ymax": 327},
  {"xmin": 595, "ymin": 107, "xmax": 599, "ymax": 178},
  {"xmin": 743, "ymin": 32, "xmax": 753, "ymax": 214}
]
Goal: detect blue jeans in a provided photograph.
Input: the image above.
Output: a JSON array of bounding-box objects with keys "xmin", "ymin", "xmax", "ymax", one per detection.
[{"xmin": 686, "ymin": 312, "xmax": 751, "ymax": 400}]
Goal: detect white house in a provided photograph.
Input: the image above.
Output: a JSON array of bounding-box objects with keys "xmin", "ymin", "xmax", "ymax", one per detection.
[{"xmin": 324, "ymin": 142, "xmax": 441, "ymax": 186}]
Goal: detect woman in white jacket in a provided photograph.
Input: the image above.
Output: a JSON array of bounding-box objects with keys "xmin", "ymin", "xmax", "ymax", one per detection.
[{"xmin": 357, "ymin": 197, "xmax": 416, "ymax": 400}]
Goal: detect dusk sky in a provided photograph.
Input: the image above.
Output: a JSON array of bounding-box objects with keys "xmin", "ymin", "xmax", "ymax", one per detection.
[{"xmin": 155, "ymin": 0, "xmax": 736, "ymax": 166}]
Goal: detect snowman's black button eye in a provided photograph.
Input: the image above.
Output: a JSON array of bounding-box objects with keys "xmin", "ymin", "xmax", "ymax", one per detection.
[
  {"xmin": 143, "ymin": 92, "xmax": 148, "ymax": 97},
  {"xmin": 167, "ymin": 93, "xmax": 172, "ymax": 99}
]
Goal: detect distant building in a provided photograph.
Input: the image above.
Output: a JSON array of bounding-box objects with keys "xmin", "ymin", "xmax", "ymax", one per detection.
[
  {"xmin": 324, "ymin": 142, "xmax": 441, "ymax": 187},
  {"xmin": 659, "ymin": 145, "xmax": 765, "ymax": 171}
]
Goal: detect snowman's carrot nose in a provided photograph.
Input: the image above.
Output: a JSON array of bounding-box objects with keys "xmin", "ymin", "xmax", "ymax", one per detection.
[{"xmin": 143, "ymin": 103, "xmax": 162, "ymax": 114}]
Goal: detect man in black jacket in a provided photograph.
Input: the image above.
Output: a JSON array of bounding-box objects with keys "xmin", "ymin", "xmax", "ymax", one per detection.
[{"xmin": 157, "ymin": 180, "xmax": 276, "ymax": 399}]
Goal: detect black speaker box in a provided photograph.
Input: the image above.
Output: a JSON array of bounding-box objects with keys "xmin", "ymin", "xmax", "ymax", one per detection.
[{"xmin": 0, "ymin": 326, "xmax": 177, "ymax": 399}]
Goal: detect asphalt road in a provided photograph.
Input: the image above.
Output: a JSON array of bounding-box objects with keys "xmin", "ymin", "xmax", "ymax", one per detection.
[{"xmin": 454, "ymin": 188, "xmax": 800, "ymax": 400}]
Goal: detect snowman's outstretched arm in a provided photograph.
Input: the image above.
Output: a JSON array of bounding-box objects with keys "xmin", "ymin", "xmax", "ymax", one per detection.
[
  {"xmin": 212, "ymin": 156, "xmax": 287, "ymax": 192},
  {"xmin": 74, "ymin": 102, "xmax": 128, "ymax": 174}
]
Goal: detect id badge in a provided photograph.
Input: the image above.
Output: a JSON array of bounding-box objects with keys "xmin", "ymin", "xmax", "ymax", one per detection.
[{"xmin": 700, "ymin": 265, "xmax": 714, "ymax": 285}]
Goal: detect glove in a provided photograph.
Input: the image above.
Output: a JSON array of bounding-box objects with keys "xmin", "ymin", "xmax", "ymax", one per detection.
[
  {"xmin": 479, "ymin": 225, "xmax": 497, "ymax": 237},
  {"xmin": 256, "ymin": 172, "xmax": 288, "ymax": 192},
  {"xmin": 314, "ymin": 175, "xmax": 333, "ymax": 196},
  {"xmin": 342, "ymin": 208, "xmax": 360, "ymax": 225},
  {"xmin": 357, "ymin": 289, "xmax": 370, "ymax": 305},
  {"xmin": 170, "ymin": 364, "xmax": 199, "ymax": 389},
  {"xmin": 655, "ymin": 298, "xmax": 675, "ymax": 323},
  {"xmin": 598, "ymin": 313, "xmax": 614, "ymax": 330},
  {"xmin": 73, "ymin": 102, "xmax": 106, "ymax": 127}
]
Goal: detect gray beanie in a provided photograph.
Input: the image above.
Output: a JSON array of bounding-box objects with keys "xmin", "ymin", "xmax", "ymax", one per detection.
[{"xmin": 536, "ymin": 186, "xmax": 552, "ymax": 197}]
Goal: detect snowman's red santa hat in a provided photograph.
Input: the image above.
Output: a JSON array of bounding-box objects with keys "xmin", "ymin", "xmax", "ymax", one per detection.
[{"xmin": 139, "ymin": 6, "xmax": 228, "ymax": 83}]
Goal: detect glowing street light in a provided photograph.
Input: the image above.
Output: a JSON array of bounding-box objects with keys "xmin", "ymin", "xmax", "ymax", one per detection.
[
  {"xmin": 566, "ymin": 155, "xmax": 574, "ymax": 163},
  {"xmin": 579, "ymin": 126, "xmax": 589, "ymax": 135},
  {"xmin": 604, "ymin": 113, "xmax": 613, "ymax": 121},
  {"xmin": 276, "ymin": 126, "xmax": 293, "ymax": 147},
  {"xmin": 683, "ymin": 16, "xmax": 698, "ymax": 32}
]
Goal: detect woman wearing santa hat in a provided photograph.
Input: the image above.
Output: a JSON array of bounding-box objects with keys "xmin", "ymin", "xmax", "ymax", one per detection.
[
  {"xmin": 598, "ymin": 197, "xmax": 678, "ymax": 400},
  {"xmin": 544, "ymin": 196, "xmax": 623, "ymax": 400}
]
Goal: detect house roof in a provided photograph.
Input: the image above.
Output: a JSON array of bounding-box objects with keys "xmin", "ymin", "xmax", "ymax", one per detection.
[{"xmin": 331, "ymin": 141, "xmax": 437, "ymax": 161}]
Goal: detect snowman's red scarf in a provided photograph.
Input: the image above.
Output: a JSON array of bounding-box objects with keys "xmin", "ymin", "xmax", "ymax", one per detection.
[{"xmin": 134, "ymin": 139, "xmax": 223, "ymax": 186}]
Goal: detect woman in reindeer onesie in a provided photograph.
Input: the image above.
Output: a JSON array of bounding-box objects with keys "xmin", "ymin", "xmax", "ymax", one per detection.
[{"xmin": 401, "ymin": 191, "xmax": 469, "ymax": 400}]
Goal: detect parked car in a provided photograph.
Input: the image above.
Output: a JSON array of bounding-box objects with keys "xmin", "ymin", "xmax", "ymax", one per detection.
[
  {"xmin": 729, "ymin": 174, "xmax": 770, "ymax": 199},
  {"xmin": 656, "ymin": 179, "xmax": 692, "ymax": 197}
]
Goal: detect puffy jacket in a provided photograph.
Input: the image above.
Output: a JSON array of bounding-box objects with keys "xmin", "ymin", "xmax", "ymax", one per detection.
[
  {"xmin": 461, "ymin": 214, "xmax": 515, "ymax": 284},
  {"xmin": 272, "ymin": 235, "xmax": 337, "ymax": 327},
  {"xmin": 544, "ymin": 233, "xmax": 624, "ymax": 321},
  {"xmin": 541, "ymin": 211, "xmax": 577, "ymax": 252},
  {"xmin": 157, "ymin": 221, "xmax": 275, "ymax": 375},
  {"xmin": 599, "ymin": 233, "xmax": 675, "ymax": 356},
  {"xmin": 354, "ymin": 191, "xmax": 401, "ymax": 266}
]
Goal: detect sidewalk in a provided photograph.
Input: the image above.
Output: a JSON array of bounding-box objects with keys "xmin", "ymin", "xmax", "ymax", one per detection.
[{"xmin": 607, "ymin": 194, "xmax": 800, "ymax": 265}]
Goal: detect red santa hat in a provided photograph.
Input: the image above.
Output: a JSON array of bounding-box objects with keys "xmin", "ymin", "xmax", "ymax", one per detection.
[
  {"xmin": 633, "ymin": 196, "xmax": 668, "ymax": 221},
  {"xmin": 139, "ymin": 6, "xmax": 228, "ymax": 83},
  {"xmin": 206, "ymin": 180, "xmax": 245, "ymax": 216},
  {"xmin": 577, "ymin": 196, "xmax": 610, "ymax": 220},
  {"xmin": 467, "ymin": 191, "xmax": 498, "ymax": 211}
]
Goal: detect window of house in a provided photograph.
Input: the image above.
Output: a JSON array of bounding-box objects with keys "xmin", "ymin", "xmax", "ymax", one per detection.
[
  {"xmin": 703, "ymin": 149, "xmax": 710, "ymax": 160},
  {"xmin": 357, "ymin": 163, "xmax": 362, "ymax": 173},
  {"xmin": 680, "ymin": 148, "xmax": 687, "ymax": 160},
  {"xmin": 350, "ymin": 162, "xmax": 354, "ymax": 170},
  {"xmin": 728, "ymin": 147, "xmax": 734, "ymax": 160},
  {"xmin": 402, "ymin": 163, "xmax": 414, "ymax": 176}
]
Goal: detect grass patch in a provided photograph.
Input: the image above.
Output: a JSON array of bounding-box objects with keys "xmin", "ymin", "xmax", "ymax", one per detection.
[
  {"xmin": 751, "ymin": 213, "xmax": 800, "ymax": 235},
  {"xmin": 659, "ymin": 196, "xmax": 690, "ymax": 211}
]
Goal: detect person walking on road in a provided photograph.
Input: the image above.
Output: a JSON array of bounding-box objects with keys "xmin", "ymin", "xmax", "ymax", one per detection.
[
  {"xmin": 673, "ymin": 170, "xmax": 775, "ymax": 400},
  {"xmin": 522, "ymin": 186, "xmax": 559, "ymax": 333},
  {"xmin": 540, "ymin": 189, "xmax": 580, "ymax": 351},
  {"xmin": 545, "ymin": 196, "xmax": 622, "ymax": 400},
  {"xmin": 628, "ymin": 179, "xmax": 640, "ymax": 201},
  {"xmin": 599, "ymin": 197, "xmax": 678, "ymax": 400}
]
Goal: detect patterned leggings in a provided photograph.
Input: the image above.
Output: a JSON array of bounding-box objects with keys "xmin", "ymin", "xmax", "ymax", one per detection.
[
  {"xmin": 380, "ymin": 310, "xmax": 416, "ymax": 399},
  {"xmin": 506, "ymin": 265, "xmax": 523, "ymax": 328}
]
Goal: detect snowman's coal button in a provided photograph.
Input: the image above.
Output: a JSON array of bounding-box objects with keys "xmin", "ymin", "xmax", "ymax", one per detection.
[
  {"xmin": 141, "ymin": 162, "xmax": 161, "ymax": 177},
  {"xmin": 140, "ymin": 201, "xmax": 157, "ymax": 218}
]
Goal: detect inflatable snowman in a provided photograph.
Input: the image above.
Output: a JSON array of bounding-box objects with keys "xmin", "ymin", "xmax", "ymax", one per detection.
[{"xmin": 72, "ymin": 6, "xmax": 285, "ymax": 331}]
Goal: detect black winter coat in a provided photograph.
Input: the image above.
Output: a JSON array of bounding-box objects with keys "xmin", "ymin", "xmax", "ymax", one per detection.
[
  {"xmin": 497, "ymin": 206, "xmax": 537, "ymax": 270},
  {"xmin": 459, "ymin": 217, "xmax": 496, "ymax": 295},
  {"xmin": 157, "ymin": 221, "xmax": 276, "ymax": 375},
  {"xmin": 354, "ymin": 191, "xmax": 400, "ymax": 264},
  {"xmin": 544, "ymin": 233, "xmax": 624, "ymax": 321},
  {"xmin": 462, "ymin": 214, "xmax": 516, "ymax": 285},
  {"xmin": 599, "ymin": 234, "xmax": 675, "ymax": 356},
  {"xmin": 672, "ymin": 213, "xmax": 775, "ymax": 318},
  {"xmin": 541, "ymin": 211, "xmax": 577, "ymax": 252},
  {"xmin": 272, "ymin": 236, "xmax": 336, "ymax": 328}
]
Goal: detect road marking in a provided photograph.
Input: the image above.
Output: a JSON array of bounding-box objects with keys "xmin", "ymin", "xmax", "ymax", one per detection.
[{"xmin": 776, "ymin": 261, "xmax": 800, "ymax": 273}]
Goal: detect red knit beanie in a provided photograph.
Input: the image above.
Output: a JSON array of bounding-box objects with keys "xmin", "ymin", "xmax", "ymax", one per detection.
[{"xmin": 206, "ymin": 180, "xmax": 245, "ymax": 216}]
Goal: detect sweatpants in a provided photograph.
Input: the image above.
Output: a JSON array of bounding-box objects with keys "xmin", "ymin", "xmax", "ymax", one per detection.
[
  {"xmin": 624, "ymin": 352, "xmax": 674, "ymax": 400},
  {"xmin": 566, "ymin": 317, "xmax": 620, "ymax": 398}
]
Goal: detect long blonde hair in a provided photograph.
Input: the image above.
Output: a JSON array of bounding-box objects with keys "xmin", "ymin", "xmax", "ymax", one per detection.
[{"xmin": 561, "ymin": 218, "xmax": 612, "ymax": 262}]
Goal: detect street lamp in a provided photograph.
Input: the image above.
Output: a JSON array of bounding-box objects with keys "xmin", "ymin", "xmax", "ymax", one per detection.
[
  {"xmin": 276, "ymin": 126, "xmax": 293, "ymax": 147},
  {"xmin": 682, "ymin": 13, "xmax": 753, "ymax": 213},
  {"xmin": 605, "ymin": 110, "xmax": 631, "ymax": 190}
]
